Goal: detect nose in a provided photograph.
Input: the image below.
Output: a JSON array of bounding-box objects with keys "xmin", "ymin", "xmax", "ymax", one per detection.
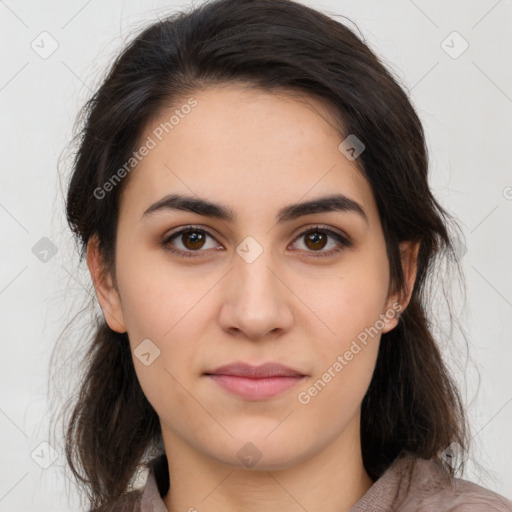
[{"xmin": 218, "ymin": 244, "xmax": 294, "ymax": 341}]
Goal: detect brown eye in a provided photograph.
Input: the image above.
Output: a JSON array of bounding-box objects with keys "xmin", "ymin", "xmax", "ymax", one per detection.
[
  {"xmin": 304, "ymin": 231, "xmax": 328, "ymax": 251},
  {"xmin": 162, "ymin": 227, "xmax": 220, "ymax": 257},
  {"xmin": 292, "ymin": 226, "xmax": 351, "ymax": 258},
  {"xmin": 180, "ymin": 230, "xmax": 207, "ymax": 250}
]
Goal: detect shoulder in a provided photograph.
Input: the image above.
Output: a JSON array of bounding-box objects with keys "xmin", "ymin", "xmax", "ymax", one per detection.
[
  {"xmin": 89, "ymin": 488, "xmax": 143, "ymax": 512},
  {"xmin": 394, "ymin": 453, "xmax": 512, "ymax": 511}
]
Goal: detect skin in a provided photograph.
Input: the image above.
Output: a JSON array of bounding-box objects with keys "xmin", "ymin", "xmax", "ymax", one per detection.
[{"xmin": 88, "ymin": 84, "xmax": 419, "ymax": 512}]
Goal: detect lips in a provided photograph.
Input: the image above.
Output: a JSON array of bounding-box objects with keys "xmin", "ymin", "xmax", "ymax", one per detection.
[
  {"xmin": 204, "ymin": 362, "xmax": 306, "ymax": 400},
  {"xmin": 204, "ymin": 361, "xmax": 305, "ymax": 378}
]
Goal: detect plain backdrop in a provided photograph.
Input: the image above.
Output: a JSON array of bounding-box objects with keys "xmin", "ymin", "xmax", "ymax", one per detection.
[{"xmin": 1, "ymin": 0, "xmax": 511, "ymax": 510}]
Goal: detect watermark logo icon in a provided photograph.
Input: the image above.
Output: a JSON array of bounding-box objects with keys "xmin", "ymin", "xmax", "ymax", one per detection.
[
  {"xmin": 236, "ymin": 236, "xmax": 263, "ymax": 264},
  {"xmin": 31, "ymin": 441, "xmax": 59, "ymax": 469},
  {"xmin": 134, "ymin": 338, "xmax": 161, "ymax": 366},
  {"xmin": 237, "ymin": 442, "xmax": 263, "ymax": 468},
  {"xmin": 441, "ymin": 31, "xmax": 469, "ymax": 59},
  {"xmin": 338, "ymin": 134, "xmax": 365, "ymax": 161},
  {"xmin": 31, "ymin": 31, "xmax": 59, "ymax": 59},
  {"xmin": 32, "ymin": 237, "xmax": 58, "ymax": 263},
  {"xmin": 440, "ymin": 441, "xmax": 467, "ymax": 472}
]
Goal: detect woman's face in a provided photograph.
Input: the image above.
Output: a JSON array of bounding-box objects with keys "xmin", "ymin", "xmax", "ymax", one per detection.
[{"xmin": 90, "ymin": 84, "xmax": 414, "ymax": 470}]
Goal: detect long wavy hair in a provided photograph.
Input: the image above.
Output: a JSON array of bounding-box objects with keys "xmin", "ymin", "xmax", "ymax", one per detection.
[{"xmin": 52, "ymin": 0, "xmax": 470, "ymax": 509}]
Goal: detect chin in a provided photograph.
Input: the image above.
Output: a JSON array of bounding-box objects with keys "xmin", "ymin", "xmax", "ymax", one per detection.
[{"xmin": 206, "ymin": 434, "xmax": 311, "ymax": 471}]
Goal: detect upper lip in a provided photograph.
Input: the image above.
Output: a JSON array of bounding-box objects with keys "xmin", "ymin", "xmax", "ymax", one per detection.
[{"xmin": 205, "ymin": 362, "xmax": 305, "ymax": 378}]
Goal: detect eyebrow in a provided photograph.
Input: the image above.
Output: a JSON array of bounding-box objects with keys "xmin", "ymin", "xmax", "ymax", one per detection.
[{"xmin": 141, "ymin": 193, "xmax": 368, "ymax": 224}]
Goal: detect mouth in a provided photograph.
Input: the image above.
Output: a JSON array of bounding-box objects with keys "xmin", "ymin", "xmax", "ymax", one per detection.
[{"xmin": 203, "ymin": 361, "xmax": 307, "ymax": 400}]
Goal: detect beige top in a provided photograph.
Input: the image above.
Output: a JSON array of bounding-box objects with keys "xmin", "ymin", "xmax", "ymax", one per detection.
[{"xmin": 97, "ymin": 452, "xmax": 512, "ymax": 511}]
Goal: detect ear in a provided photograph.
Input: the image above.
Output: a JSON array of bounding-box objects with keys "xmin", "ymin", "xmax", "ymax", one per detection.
[
  {"xmin": 86, "ymin": 235, "xmax": 127, "ymax": 333},
  {"xmin": 381, "ymin": 240, "xmax": 420, "ymax": 334}
]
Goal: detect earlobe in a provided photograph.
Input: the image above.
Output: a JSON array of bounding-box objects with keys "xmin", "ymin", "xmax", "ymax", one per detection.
[
  {"xmin": 381, "ymin": 240, "xmax": 420, "ymax": 334},
  {"xmin": 86, "ymin": 236, "xmax": 127, "ymax": 333},
  {"xmin": 381, "ymin": 305, "xmax": 401, "ymax": 334}
]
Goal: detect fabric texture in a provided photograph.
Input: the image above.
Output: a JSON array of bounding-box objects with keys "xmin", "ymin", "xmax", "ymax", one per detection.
[{"xmin": 94, "ymin": 452, "xmax": 512, "ymax": 511}]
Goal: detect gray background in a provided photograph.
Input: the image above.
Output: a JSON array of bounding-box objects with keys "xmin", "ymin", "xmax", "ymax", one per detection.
[{"xmin": 1, "ymin": 0, "xmax": 511, "ymax": 510}]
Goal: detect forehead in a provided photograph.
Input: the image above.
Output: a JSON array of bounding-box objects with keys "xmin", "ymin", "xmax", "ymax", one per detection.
[{"xmin": 118, "ymin": 85, "xmax": 377, "ymax": 225}]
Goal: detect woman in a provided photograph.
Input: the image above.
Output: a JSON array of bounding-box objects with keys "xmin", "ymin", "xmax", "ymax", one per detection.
[{"xmin": 60, "ymin": 0, "xmax": 512, "ymax": 510}]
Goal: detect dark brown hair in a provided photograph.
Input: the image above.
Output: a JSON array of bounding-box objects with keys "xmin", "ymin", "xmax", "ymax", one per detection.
[{"xmin": 55, "ymin": 0, "xmax": 469, "ymax": 509}]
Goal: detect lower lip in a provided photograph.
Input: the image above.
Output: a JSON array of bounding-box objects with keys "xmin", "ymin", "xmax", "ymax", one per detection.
[{"xmin": 206, "ymin": 374, "xmax": 305, "ymax": 400}]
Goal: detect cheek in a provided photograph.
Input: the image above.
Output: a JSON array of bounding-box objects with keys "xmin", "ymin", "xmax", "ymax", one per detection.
[
  {"xmin": 122, "ymin": 272, "xmax": 204, "ymax": 422},
  {"xmin": 310, "ymin": 254, "xmax": 389, "ymax": 339},
  {"xmin": 114, "ymin": 242, "xmax": 191, "ymax": 340},
  {"xmin": 300, "ymin": 252, "xmax": 389, "ymax": 398},
  {"xmin": 115, "ymin": 245, "xmax": 210, "ymax": 383},
  {"xmin": 300, "ymin": 273, "xmax": 386, "ymax": 422}
]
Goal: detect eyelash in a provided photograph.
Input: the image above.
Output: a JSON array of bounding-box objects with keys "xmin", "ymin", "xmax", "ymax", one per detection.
[{"xmin": 160, "ymin": 225, "xmax": 352, "ymax": 259}]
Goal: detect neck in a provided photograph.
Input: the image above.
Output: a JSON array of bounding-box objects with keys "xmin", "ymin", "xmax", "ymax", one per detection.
[{"xmin": 162, "ymin": 416, "xmax": 373, "ymax": 512}]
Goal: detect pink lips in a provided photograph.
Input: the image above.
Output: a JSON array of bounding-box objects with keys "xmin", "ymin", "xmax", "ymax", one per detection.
[{"xmin": 204, "ymin": 362, "xmax": 306, "ymax": 400}]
